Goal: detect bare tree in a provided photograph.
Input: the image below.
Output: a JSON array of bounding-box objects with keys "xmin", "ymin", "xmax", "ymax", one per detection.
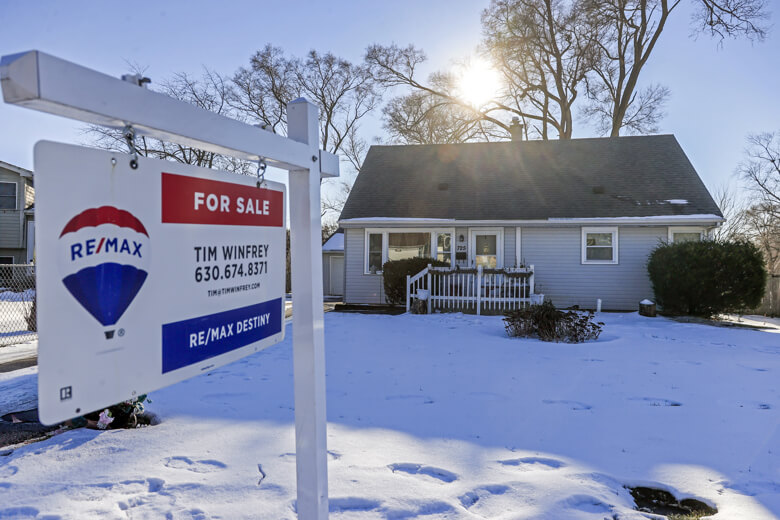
[
  {"xmin": 482, "ymin": 0, "xmax": 598, "ymax": 139},
  {"xmin": 739, "ymin": 132, "xmax": 780, "ymax": 213},
  {"xmin": 584, "ymin": 0, "xmax": 769, "ymax": 137},
  {"xmin": 87, "ymin": 68, "xmax": 252, "ymax": 174},
  {"xmin": 710, "ymin": 182, "xmax": 747, "ymax": 242},
  {"xmin": 230, "ymin": 45, "xmax": 381, "ymax": 172},
  {"xmin": 366, "ymin": 46, "xmax": 511, "ymax": 141},
  {"xmin": 231, "ymin": 45, "xmax": 383, "ymax": 221},
  {"xmin": 383, "ymin": 90, "xmax": 495, "ymax": 144},
  {"xmin": 742, "ymin": 202, "xmax": 780, "ymax": 275}
]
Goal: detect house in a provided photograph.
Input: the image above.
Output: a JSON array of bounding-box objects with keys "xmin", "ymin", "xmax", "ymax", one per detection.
[
  {"xmin": 322, "ymin": 228, "xmax": 344, "ymax": 297},
  {"xmin": 337, "ymin": 135, "xmax": 723, "ymax": 310},
  {"xmin": 0, "ymin": 160, "xmax": 34, "ymax": 265}
]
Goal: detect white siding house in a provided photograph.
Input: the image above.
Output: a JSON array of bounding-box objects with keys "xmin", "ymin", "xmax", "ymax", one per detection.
[
  {"xmin": 338, "ymin": 136, "xmax": 723, "ymax": 311},
  {"xmin": 0, "ymin": 160, "xmax": 34, "ymax": 264}
]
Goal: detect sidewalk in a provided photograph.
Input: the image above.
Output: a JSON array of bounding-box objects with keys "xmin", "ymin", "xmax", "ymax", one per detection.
[{"xmin": 0, "ymin": 342, "xmax": 37, "ymax": 374}]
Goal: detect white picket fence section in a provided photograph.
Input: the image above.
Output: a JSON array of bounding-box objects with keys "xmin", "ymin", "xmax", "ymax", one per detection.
[{"xmin": 406, "ymin": 265, "xmax": 540, "ymax": 315}]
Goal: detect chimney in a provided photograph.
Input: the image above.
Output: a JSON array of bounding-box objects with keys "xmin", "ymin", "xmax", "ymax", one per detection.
[{"xmin": 509, "ymin": 116, "xmax": 523, "ymax": 141}]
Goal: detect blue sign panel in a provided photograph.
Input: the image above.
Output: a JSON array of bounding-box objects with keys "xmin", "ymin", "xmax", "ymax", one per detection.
[{"xmin": 162, "ymin": 298, "xmax": 282, "ymax": 373}]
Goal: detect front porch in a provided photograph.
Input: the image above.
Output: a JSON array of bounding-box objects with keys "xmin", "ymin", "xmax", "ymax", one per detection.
[{"xmin": 406, "ymin": 264, "xmax": 542, "ymax": 315}]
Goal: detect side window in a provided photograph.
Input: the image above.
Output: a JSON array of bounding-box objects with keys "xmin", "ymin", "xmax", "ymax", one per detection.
[
  {"xmin": 582, "ymin": 227, "xmax": 618, "ymax": 264},
  {"xmin": 366, "ymin": 233, "xmax": 383, "ymax": 274},
  {"xmin": 0, "ymin": 182, "xmax": 17, "ymax": 210}
]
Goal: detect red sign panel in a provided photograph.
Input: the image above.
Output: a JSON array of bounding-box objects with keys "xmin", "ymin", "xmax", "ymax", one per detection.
[{"xmin": 161, "ymin": 173, "xmax": 283, "ymax": 227}]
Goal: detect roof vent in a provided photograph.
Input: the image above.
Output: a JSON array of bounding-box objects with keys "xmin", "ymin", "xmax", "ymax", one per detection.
[
  {"xmin": 438, "ymin": 182, "xmax": 449, "ymax": 191},
  {"xmin": 592, "ymin": 185, "xmax": 605, "ymax": 194}
]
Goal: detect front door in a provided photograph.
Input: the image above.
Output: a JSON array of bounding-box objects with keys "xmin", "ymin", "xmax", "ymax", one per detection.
[{"xmin": 469, "ymin": 229, "xmax": 503, "ymax": 268}]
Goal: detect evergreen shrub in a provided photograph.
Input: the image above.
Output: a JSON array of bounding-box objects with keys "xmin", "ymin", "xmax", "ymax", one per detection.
[
  {"xmin": 647, "ymin": 239, "xmax": 766, "ymax": 317},
  {"xmin": 382, "ymin": 257, "xmax": 448, "ymax": 306}
]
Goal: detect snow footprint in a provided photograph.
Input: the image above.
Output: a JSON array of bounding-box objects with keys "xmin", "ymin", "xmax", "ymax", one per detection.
[
  {"xmin": 388, "ymin": 463, "xmax": 458, "ymax": 483},
  {"xmin": 628, "ymin": 397, "xmax": 682, "ymax": 407},
  {"xmin": 459, "ymin": 483, "xmax": 535, "ymax": 518},
  {"xmin": 498, "ymin": 457, "xmax": 565, "ymax": 470},
  {"xmin": 164, "ymin": 456, "xmax": 227, "ymax": 473},
  {"xmin": 542, "ymin": 399, "xmax": 592, "ymax": 410}
]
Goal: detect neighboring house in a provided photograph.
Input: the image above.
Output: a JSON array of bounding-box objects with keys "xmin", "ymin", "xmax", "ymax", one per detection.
[
  {"xmin": 338, "ymin": 135, "xmax": 723, "ymax": 310},
  {"xmin": 322, "ymin": 228, "xmax": 344, "ymax": 297},
  {"xmin": 0, "ymin": 160, "xmax": 34, "ymax": 265}
]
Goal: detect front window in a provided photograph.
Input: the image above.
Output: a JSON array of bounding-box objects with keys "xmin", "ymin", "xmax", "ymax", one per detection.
[
  {"xmin": 582, "ymin": 227, "xmax": 618, "ymax": 264},
  {"xmin": 387, "ymin": 232, "xmax": 431, "ymax": 262},
  {"xmin": 367, "ymin": 233, "xmax": 383, "ymax": 273},
  {"xmin": 436, "ymin": 233, "xmax": 452, "ymax": 265},
  {"xmin": 673, "ymin": 232, "xmax": 701, "ymax": 243},
  {"xmin": 475, "ymin": 235, "xmax": 498, "ymax": 268},
  {"xmin": 0, "ymin": 182, "xmax": 16, "ymax": 210}
]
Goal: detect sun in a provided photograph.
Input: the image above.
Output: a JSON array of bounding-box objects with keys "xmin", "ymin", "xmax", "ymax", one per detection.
[{"xmin": 456, "ymin": 59, "xmax": 501, "ymax": 107}]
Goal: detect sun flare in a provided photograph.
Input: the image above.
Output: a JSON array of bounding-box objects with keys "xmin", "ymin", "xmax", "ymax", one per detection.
[{"xmin": 456, "ymin": 59, "xmax": 501, "ymax": 107}]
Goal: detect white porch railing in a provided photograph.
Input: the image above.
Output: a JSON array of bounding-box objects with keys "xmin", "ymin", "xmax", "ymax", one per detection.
[{"xmin": 406, "ymin": 265, "xmax": 539, "ymax": 315}]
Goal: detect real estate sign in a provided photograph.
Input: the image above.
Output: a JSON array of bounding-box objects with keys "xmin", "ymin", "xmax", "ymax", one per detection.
[{"xmin": 34, "ymin": 141, "xmax": 286, "ymax": 425}]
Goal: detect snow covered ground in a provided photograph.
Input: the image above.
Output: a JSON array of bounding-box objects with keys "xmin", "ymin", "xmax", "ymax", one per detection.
[{"xmin": 1, "ymin": 311, "xmax": 779, "ymax": 519}]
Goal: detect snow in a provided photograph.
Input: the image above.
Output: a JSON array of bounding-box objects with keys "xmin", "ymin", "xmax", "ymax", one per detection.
[
  {"xmin": 323, "ymin": 232, "xmax": 344, "ymax": 251},
  {"xmin": 340, "ymin": 215, "xmax": 725, "ymax": 225},
  {"xmin": 1, "ymin": 312, "xmax": 779, "ymax": 519},
  {"xmin": 639, "ymin": 299, "xmax": 654, "ymax": 305},
  {"xmin": 664, "ymin": 199, "xmax": 689, "ymax": 205},
  {"xmin": 547, "ymin": 214, "xmax": 724, "ymax": 222},
  {"xmin": 0, "ymin": 341, "xmax": 37, "ymax": 365},
  {"xmin": 0, "ymin": 289, "xmax": 35, "ymax": 302}
]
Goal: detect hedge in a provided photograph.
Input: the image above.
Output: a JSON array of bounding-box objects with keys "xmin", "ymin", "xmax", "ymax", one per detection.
[
  {"xmin": 647, "ymin": 239, "xmax": 766, "ymax": 317},
  {"xmin": 382, "ymin": 257, "xmax": 448, "ymax": 305}
]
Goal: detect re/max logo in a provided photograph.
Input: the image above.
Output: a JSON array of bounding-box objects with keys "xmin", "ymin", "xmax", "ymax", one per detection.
[{"xmin": 70, "ymin": 237, "xmax": 143, "ymax": 261}]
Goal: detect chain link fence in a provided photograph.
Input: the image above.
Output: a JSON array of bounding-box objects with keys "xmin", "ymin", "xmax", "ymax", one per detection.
[{"xmin": 0, "ymin": 264, "xmax": 36, "ymax": 347}]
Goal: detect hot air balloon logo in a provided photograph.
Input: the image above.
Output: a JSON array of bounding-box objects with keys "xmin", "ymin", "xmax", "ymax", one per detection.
[{"xmin": 58, "ymin": 206, "xmax": 150, "ymax": 328}]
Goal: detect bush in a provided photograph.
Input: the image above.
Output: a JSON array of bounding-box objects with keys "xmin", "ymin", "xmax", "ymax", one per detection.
[
  {"xmin": 647, "ymin": 239, "xmax": 766, "ymax": 317},
  {"xmin": 503, "ymin": 301, "xmax": 603, "ymax": 342},
  {"xmin": 382, "ymin": 257, "xmax": 449, "ymax": 305}
]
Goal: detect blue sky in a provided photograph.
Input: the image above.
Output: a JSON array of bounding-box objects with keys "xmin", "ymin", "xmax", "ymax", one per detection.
[{"xmin": 1, "ymin": 0, "xmax": 777, "ymax": 197}]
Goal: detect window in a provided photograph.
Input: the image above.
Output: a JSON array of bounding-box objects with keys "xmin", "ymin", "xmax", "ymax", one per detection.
[
  {"xmin": 475, "ymin": 235, "xmax": 498, "ymax": 268},
  {"xmin": 387, "ymin": 232, "xmax": 431, "ymax": 262},
  {"xmin": 582, "ymin": 227, "xmax": 618, "ymax": 264},
  {"xmin": 0, "ymin": 182, "xmax": 16, "ymax": 210},
  {"xmin": 435, "ymin": 232, "xmax": 452, "ymax": 265},
  {"xmin": 0, "ymin": 257, "xmax": 13, "ymax": 264},
  {"xmin": 668, "ymin": 227, "xmax": 703, "ymax": 243},
  {"xmin": 366, "ymin": 233, "xmax": 383, "ymax": 273},
  {"xmin": 364, "ymin": 229, "xmax": 454, "ymax": 274}
]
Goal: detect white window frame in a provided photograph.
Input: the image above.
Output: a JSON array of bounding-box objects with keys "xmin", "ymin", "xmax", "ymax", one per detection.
[
  {"xmin": 363, "ymin": 228, "xmax": 456, "ymax": 275},
  {"xmin": 0, "ymin": 181, "xmax": 17, "ymax": 211},
  {"xmin": 433, "ymin": 230, "xmax": 454, "ymax": 266},
  {"xmin": 581, "ymin": 227, "xmax": 619, "ymax": 265},
  {"xmin": 667, "ymin": 226, "xmax": 704, "ymax": 243},
  {"xmin": 468, "ymin": 228, "xmax": 504, "ymax": 268}
]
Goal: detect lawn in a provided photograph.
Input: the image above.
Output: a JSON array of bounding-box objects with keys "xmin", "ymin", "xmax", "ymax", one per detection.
[{"xmin": 0, "ymin": 311, "xmax": 778, "ymax": 519}]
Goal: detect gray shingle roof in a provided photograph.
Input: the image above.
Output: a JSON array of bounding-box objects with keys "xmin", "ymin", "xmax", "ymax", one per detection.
[{"xmin": 339, "ymin": 135, "xmax": 722, "ymax": 221}]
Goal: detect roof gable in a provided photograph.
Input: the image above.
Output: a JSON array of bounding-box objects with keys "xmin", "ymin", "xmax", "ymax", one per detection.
[{"xmin": 339, "ymin": 135, "xmax": 722, "ymax": 222}]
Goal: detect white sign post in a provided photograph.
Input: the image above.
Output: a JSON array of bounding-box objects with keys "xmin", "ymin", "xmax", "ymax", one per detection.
[{"xmin": 1, "ymin": 51, "xmax": 334, "ymax": 519}]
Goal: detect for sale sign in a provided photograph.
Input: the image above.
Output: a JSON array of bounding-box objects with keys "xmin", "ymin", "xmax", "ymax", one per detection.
[{"xmin": 34, "ymin": 141, "xmax": 286, "ymax": 425}]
